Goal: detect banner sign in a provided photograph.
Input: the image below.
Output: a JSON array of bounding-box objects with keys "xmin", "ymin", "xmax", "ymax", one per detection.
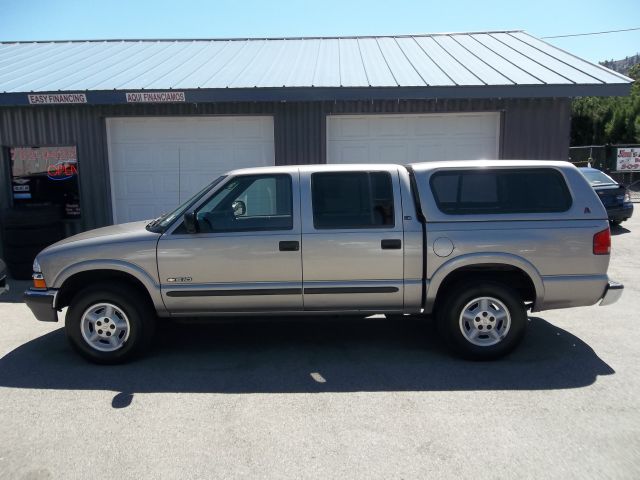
[
  {"xmin": 126, "ymin": 91, "xmax": 186, "ymax": 103},
  {"xmin": 616, "ymin": 147, "xmax": 640, "ymax": 171},
  {"xmin": 28, "ymin": 93, "xmax": 87, "ymax": 104}
]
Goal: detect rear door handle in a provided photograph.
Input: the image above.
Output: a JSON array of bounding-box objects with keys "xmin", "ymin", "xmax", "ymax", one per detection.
[
  {"xmin": 381, "ymin": 239, "xmax": 402, "ymax": 250},
  {"xmin": 279, "ymin": 241, "xmax": 299, "ymax": 251}
]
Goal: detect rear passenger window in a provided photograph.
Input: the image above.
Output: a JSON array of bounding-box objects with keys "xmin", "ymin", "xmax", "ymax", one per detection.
[
  {"xmin": 312, "ymin": 172, "xmax": 395, "ymax": 229},
  {"xmin": 430, "ymin": 168, "xmax": 572, "ymax": 214}
]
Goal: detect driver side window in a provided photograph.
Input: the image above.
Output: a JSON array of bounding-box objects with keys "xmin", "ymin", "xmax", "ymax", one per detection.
[{"xmin": 194, "ymin": 174, "xmax": 293, "ymax": 233}]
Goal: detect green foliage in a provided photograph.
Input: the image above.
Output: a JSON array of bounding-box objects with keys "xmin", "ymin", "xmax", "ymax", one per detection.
[{"xmin": 571, "ymin": 64, "xmax": 640, "ymax": 145}]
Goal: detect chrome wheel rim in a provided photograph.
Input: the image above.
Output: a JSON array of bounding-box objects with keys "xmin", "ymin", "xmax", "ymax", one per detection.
[
  {"xmin": 80, "ymin": 303, "xmax": 130, "ymax": 352},
  {"xmin": 459, "ymin": 297, "xmax": 511, "ymax": 347}
]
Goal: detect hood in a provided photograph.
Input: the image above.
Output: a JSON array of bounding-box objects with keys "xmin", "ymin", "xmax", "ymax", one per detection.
[{"xmin": 45, "ymin": 220, "xmax": 159, "ymax": 251}]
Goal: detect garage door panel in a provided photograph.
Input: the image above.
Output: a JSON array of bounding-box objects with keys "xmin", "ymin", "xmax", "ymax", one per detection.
[
  {"xmin": 108, "ymin": 116, "xmax": 275, "ymax": 224},
  {"xmin": 328, "ymin": 144, "xmax": 371, "ymax": 164},
  {"xmin": 232, "ymin": 117, "xmax": 271, "ymax": 139},
  {"xmin": 331, "ymin": 117, "xmax": 370, "ymax": 137},
  {"xmin": 416, "ymin": 143, "xmax": 446, "ymax": 161},
  {"xmin": 371, "ymin": 117, "xmax": 408, "ymax": 137},
  {"xmin": 328, "ymin": 113, "xmax": 499, "ymax": 164},
  {"xmin": 377, "ymin": 144, "xmax": 409, "ymax": 163}
]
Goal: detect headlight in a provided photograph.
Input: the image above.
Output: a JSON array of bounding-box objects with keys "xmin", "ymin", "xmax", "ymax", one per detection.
[
  {"xmin": 32, "ymin": 258, "xmax": 42, "ymax": 273},
  {"xmin": 623, "ymin": 191, "xmax": 631, "ymax": 203}
]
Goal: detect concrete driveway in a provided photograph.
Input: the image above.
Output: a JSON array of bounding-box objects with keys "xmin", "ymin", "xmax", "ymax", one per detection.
[{"xmin": 1, "ymin": 217, "xmax": 639, "ymax": 479}]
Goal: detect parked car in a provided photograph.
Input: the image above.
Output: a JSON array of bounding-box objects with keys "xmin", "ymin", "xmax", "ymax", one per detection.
[
  {"xmin": 579, "ymin": 167, "xmax": 634, "ymax": 225},
  {"xmin": 0, "ymin": 258, "xmax": 8, "ymax": 295},
  {"xmin": 24, "ymin": 160, "xmax": 623, "ymax": 364}
]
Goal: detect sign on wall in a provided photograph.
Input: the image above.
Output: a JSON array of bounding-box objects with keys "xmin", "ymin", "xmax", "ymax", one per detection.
[
  {"xmin": 10, "ymin": 146, "xmax": 81, "ymax": 218},
  {"xmin": 616, "ymin": 147, "xmax": 640, "ymax": 171}
]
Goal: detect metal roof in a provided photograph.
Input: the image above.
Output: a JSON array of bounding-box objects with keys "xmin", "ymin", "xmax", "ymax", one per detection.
[{"xmin": 0, "ymin": 31, "xmax": 632, "ymax": 105}]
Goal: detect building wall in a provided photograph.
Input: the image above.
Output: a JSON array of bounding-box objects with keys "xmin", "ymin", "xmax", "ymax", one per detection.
[{"xmin": 0, "ymin": 97, "xmax": 571, "ymax": 234}]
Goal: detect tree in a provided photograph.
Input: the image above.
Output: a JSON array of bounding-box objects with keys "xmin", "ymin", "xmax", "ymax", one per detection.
[{"xmin": 571, "ymin": 64, "xmax": 640, "ymax": 145}]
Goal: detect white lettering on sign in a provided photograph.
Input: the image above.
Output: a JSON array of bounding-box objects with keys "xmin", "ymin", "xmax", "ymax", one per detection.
[
  {"xmin": 125, "ymin": 92, "xmax": 186, "ymax": 103},
  {"xmin": 28, "ymin": 93, "xmax": 87, "ymax": 104},
  {"xmin": 616, "ymin": 147, "xmax": 640, "ymax": 171}
]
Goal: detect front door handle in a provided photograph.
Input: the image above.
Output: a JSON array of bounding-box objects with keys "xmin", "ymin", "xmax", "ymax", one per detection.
[
  {"xmin": 381, "ymin": 239, "xmax": 402, "ymax": 250},
  {"xmin": 279, "ymin": 241, "xmax": 300, "ymax": 252}
]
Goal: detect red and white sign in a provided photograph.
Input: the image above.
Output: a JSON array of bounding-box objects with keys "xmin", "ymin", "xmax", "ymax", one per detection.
[
  {"xmin": 28, "ymin": 93, "xmax": 87, "ymax": 104},
  {"xmin": 616, "ymin": 147, "xmax": 640, "ymax": 171},
  {"xmin": 126, "ymin": 91, "xmax": 186, "ymax": 103}
]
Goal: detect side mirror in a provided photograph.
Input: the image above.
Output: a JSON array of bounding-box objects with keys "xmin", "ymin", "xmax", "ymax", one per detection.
[
  {"xmin": 183, "ymin": 211, "xmax": 198, "ymax": 234},
  {"xmin": 232, "ymin": 200, "xmax": 246, "ymax": 216}
]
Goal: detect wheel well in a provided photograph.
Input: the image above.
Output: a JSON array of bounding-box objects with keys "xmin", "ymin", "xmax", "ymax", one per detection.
[
  {"xmin": 434, "ymin": 264, "xmax": 536, "ymax": 310},
  {"xmin": 56, "ymin": 270, "xmax": 154, "ymax": 309}
]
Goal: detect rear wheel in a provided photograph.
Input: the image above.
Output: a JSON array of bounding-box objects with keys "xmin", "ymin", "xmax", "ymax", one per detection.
[
  {"xmin": 437, "ymin": 281, "xmax": 527, "ymax": 360},
  {"xmin": 65, "ymin": 284, "xmax": 156, "ymax": 364}
]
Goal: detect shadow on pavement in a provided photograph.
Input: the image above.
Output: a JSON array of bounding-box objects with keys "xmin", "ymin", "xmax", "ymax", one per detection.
[
  {"xmin": 0, "ymin": 316, "xmax": 614, "ymax": 400},
  {"xmin": 610, "ymin": 223, "xmax": 631, "ymax": 236}
]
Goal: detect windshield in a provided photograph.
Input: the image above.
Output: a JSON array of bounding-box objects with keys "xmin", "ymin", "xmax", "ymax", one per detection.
[
  {"xmin": 146, "ymin": 176, "xmax": 226, "ymax": 232},
  {"xmin": 580, "ymin": 169, "xmax": 617, "ymax": 186}
]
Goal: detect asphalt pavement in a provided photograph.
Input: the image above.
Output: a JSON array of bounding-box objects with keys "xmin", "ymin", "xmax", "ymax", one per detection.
[{"xmin": 0, "ymin": 216, "xmax": 639, "ymax": 479}]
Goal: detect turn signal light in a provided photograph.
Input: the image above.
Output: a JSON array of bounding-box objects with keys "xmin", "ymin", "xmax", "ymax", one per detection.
[
  {"xmin": 593, "ymin": 228, "xmax": 611, "ymax": 255},
  {"xmin": 32, "ymin": 273, "xmax": 47, "ymax": 290}
]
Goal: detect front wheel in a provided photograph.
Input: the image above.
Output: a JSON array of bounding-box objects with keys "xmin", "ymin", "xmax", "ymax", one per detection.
[
  {"xmin": 65, "ymin": 284, "xmax": 156, "ymax": 364},
  {"xmin": 437, "ymin": 281, "xmax": 527, "ymax": 360}
]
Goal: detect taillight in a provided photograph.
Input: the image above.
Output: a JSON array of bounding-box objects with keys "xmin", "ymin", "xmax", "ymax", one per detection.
[{"xmin": 593, "ymin": 228, "xmax": 611, "ymax": 255}]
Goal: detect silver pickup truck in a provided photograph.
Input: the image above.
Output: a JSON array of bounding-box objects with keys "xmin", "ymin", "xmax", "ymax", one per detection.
[{"xmin": 24, "ymin": 160, "xmax": 623, "ymax": 363}]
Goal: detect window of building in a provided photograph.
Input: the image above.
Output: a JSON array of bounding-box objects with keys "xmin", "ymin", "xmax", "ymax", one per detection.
[
  {"xmin": 9, "ymin": 146, "xmax": 81, "ymax": 218},
  {"xmin": 311, "ymin": 171, "xmax": 395, "ymax": 229}
]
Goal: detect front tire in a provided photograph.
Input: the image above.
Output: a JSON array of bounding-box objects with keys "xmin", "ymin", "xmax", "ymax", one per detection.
[
  {"xmin": 65, "ymin": 284, "xmax": 156, "ymax": 364},
  {"xmin": 437, "ymin": 281, "xmax": 527, "ymax": 360}
]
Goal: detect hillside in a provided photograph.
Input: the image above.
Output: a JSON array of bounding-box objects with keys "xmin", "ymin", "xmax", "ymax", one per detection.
[{"xmin": 601, "ymin": 54, "xmax": 640, "ymax": 75}]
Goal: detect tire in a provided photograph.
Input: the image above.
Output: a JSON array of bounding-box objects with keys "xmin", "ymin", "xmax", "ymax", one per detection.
[
  {"xmin": 436, "ymin": 281, "xmax": 527, "ymax": 360},
  {"xmin": 65, "ymin": 284, "xmax": 156, "ymax": 364},
  {"xmin": 610, "ymin": 219, "xmax": 623, "ymax": 226}
]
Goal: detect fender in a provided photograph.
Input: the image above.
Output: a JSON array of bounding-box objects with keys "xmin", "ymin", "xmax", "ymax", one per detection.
[
  {"xmin": 424, "ymin": 252, "xmax": 545, "ymax": 314},
  {"xmin": 52, "ymin": 259, "xmax": 166, "ymax": 313}
]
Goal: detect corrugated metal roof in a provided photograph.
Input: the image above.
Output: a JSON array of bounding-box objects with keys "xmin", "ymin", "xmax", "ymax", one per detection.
[{"xmin": 0, "ymin": 31, "xmax": 632, "ymax": 98}]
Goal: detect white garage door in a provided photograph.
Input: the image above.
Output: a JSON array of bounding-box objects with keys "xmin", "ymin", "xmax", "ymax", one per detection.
[
  {"xmin": 327, "ymin": 113, "xmax": 500, "ymax": 164},
  {"xmin": 107, "ymin": 116, "xmax": 274, "ymax": 223}
]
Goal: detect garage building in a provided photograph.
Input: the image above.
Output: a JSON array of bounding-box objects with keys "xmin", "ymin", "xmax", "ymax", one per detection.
[{"xmin": 0, "ymin": 31, "xmax": 632, "ymax": 247}]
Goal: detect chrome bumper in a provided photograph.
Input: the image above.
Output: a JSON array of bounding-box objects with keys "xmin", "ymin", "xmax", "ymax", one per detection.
[
  {"xmin": 600, "ymin": 281, "xmax": 624, "ymax": 306},
  {"xmin": 24, "ymin": 288, "xmax": 59, "ymax": 322}
]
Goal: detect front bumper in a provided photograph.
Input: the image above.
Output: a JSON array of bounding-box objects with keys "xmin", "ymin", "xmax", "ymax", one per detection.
[
  {"xmin": 600, "ymin": 281, "xmax": 623, "ymax": 306},
  {"xmin": 24, "ymin": 289, "xmax": 59, "ymax": 322}
]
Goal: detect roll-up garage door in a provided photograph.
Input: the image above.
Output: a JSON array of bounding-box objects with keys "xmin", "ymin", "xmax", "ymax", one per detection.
[
  {"xmin": 327, "ymin": 113, "xmax": 500, "ymax": 164},
  {"xmin": 107, "ymin": 116, "xmax": 274, "ymax": 223}
]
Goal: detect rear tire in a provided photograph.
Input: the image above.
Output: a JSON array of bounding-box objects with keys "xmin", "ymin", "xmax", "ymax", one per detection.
[
  {"xmin": 65, "ymin": 284, "xmax": 156, "ymax": 364},
  {"xmin": 437, "ymin": 281, "xmax": 527, "ymax": 360}
]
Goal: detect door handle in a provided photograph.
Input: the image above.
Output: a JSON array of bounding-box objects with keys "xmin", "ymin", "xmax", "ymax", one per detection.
[
  {"xmin": 279, "ymin": 241, "xmax": 299, "ymax": 251},
  {"xmin": 381, "ymin": 239, "xmax": 402, "ymax": 250}
]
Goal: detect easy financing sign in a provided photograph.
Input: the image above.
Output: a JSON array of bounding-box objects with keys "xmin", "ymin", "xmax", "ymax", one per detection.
[{"xmin": 616, "ymin": 147, "xmax": 640, "ymax": 171}]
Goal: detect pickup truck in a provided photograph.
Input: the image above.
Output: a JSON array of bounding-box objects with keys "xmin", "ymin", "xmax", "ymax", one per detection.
[{"xmin": 24, "ymin": 160, "xmax": 623, "ymax": 364}]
